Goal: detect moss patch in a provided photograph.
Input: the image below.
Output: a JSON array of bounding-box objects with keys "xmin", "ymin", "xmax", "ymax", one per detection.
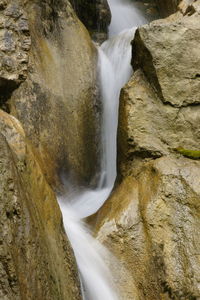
[{"xmin": 175, "ymin": 147, "xmax": 200, "ymax": 159}]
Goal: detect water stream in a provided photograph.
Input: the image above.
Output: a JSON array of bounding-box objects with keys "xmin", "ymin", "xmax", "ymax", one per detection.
[{"xmin": 59, "ymin": 0, "xmax": 147, "ymax": 299}]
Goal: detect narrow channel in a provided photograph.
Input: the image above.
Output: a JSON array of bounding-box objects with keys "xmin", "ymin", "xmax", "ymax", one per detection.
[{"xmin": 59, "ymin": 1, "xmax": 148, "ymax": 299}]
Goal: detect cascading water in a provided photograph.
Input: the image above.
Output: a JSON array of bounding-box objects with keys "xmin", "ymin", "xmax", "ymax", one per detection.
[{"xmin": 59, "ymin": 0, "xmax": 147, "ymax": 299}]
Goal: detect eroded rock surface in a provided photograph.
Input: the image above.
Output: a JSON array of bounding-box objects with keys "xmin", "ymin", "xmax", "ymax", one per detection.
[
  {"xmin": 0, "ymin": 109, "xmax": 81, "ymax": 300},
  {"xmin": 94, "ymin": 2, "xmax": 200, "ymax": 299},
  {"xmin": 6, "ymin": 0, "xmax": 101, "ymax": 189},
  {"xmin": 132, "ymin": 11, "xmax": 200, "ymax": 107},
  {"xmin": 0, "ymin": 1, "xmax": 31, "ymax": 109}
]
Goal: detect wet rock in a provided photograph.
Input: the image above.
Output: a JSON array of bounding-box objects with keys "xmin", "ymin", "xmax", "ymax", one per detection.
[
  {"xmin": 8, "ymin": 0, "xmax": 101, "ymax": 189},
  {"xmin": 95, "ymin": 2, "xmax": 200, "ymax": 299},
  {"xmin": 95, "ymin": 157, "xmax": 200, "ymax": 300},
  {"xmin": 70, "ymin": 0, "xmax": 111, "ymax": 43},
  {"xmin": 0, "ymin": 109, "xmax": 81, "ymax": 300}
]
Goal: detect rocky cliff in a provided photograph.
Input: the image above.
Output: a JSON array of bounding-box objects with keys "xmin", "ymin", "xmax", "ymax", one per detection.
[{"xmin": 94, "ymin": 1, "xmax": 200, "ymax": 299}]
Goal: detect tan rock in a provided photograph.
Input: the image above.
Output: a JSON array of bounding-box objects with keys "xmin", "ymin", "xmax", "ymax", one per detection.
[
  {"xmin": 95, "ymin": 8, "xmax": 200, "ymax": 298},
  {"xmin": 7, "ymin": 0, "xmax": 100, "ymax": 189},
  {"xmin": 118, "ymin": 70, "xmax": 200, "ymax": 177},
  {"xmin": 132, "ymin": 11, "xmax": 200, "ymax": 107},
  {"xmin": 0, "ymin": 109, "xmax": 81, "ymax": 300},
  {"xmin": 95, "ymin": 156, "xmax": 200, "ymax": 299}
]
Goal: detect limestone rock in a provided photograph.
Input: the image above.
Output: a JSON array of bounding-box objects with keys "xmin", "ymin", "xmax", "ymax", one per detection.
[
  {"xmin": 7, "ymin": 0, "xmax": 101, "ymax": 189},
  {"xmin": 132, "ymin": 11, "xmax": 200, "ymax": 107},
  {"xmin": 95, "ymin": 4, "xmax": 200, "ymax": 299},
  {"xmin": 95, "ymin": 157, "xmax": 200, "ymax": 299},
  {"xmin": 118, "ymin": 70, "xmax": 200, "ymax": 176},
  {"xmin": 96, "ymin": 71, "xmax": 200, "ymax": 300},
  {"xmin": 0, "ymin": 109, "xmax": 81, "ymax": 300}
]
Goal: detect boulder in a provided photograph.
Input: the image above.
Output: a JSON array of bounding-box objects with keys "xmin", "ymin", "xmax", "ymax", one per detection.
[
  {"xmin": 95, "ymin": 156, "xmax": 200, "ymax": 300},
  {"xmin": 132, "ymin": 11, "xmax": 200, "ymax": 107},
  {"xmin": 118, "ymin": 70, "xmax": 200, "ymax": 174}
]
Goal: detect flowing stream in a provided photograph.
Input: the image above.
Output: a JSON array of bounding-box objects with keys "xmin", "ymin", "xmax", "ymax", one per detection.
[{"xmin": 59, "ymin": 0, "xmax": 147, "ymax": 299}]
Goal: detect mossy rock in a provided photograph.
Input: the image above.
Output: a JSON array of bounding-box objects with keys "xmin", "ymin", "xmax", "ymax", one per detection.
[{"xmin": 175, "ymin": 147, "xmax": 200, "ymax": 159}]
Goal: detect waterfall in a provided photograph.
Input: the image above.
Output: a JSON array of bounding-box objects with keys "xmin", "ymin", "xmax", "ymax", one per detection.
[{"xmin": 59, "ymin": 0, "xmax": 147, "ymax": 299}]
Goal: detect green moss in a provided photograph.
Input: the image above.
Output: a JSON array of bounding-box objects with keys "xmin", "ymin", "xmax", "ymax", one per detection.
[{"xmin": 175, "ymin": 147, "xmax": 200, "ymax": 159}]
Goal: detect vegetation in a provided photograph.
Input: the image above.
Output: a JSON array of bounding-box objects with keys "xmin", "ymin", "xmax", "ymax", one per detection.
[{"xmin": 175, "ymin": 147, "xmax": 200, "ymax": 159}]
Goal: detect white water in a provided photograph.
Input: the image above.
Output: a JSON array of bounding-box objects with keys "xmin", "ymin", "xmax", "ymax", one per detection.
[
  {"xmin": 108, "ymin": 0, "xmax": 147, "ymax": 37},
  {"xmin": 59, "ymin": 0, "xmax": 147, "ymax": 299}
]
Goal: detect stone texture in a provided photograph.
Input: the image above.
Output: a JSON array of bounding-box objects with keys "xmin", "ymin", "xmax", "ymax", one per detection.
[
  {"xmin": 95, "ymin": 157, "xmax": 200, "ymax": 300},
  {"xmin": 6, "ymin": 0, "xmax": 101, "ymax": 189},
  {"xmin": 0, "ymin": 1, "xmax": 30, "ymax": 109},
  {"xmin": 95, "ymin": 71, "xmax": 200, "ymax": 300},
  {"xmin": 70, "ymin": 0, "xmax": 111, "ymax": 43},
  {"xmin": 118, "ymin": 70, "xmax": 200, "ymax": 173},
  {"xmin": 94, "ymin": 3, "xmax": 200, "ymax": 299},
  {"xmin": 0, "ymin": 109, "xmax": 81, "ymax": 300},
  {"xmin": 132, "ymin": 12, "xmax": 200, "ymax": 107}
]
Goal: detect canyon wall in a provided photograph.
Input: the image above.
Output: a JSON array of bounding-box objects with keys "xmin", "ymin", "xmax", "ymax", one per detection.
[
  {"xmin": 1, "ymin": 0, "xmax": 200, "ymax": 299},
  {"xmin": 1, "ymin": 0, "xmax": 101, "ymax": 189},
  {"xmin": 0, "ymin": 110, "xmax": 81, "ymax": 300},
  {"xmin": 0, "ymin": 0, "xmax": 101, "ymax": 298},
  {"xmin": 95, "ymin": 1, "xmax": 200, "ymax": 299}
]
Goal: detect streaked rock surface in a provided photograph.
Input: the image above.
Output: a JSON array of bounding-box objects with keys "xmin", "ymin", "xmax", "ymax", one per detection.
[
  {"xmin": 94, "ymin": 2, "xmax": 200, "ymax": 299},
  {"xmin": 0, "ymin": 109, "xmax": 81, "ymax": 300}
]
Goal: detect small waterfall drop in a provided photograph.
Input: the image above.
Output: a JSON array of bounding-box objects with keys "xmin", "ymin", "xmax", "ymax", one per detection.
[
  {"xmin": 59, "ymin": 1, "xmax": 147, "ymax": 299},
  {"xmin": 108, "ymin": 0, "xmax": 147, "ymax": 37}
]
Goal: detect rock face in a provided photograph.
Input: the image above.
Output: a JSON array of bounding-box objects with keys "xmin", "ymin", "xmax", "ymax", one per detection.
[
  {"xmin": 70, "ymin": 0, "xmax": 111, "ymax": 43},
  {"xmin": 0, "ymin": 110, "xmax": 81, "ymax": 300},
  {"xmin": 2, "ymin": 0, "xmax": 101, "ymax": 189},
  {"xmin": 94, "ymin": 2, "xmax": 200, "ymax": 299},
  {"xmin": 0, "ymin": 1, "xmax": 31, "ymax": 109},
  {"xmin": 132, "ymin": 13, "xmax": 200, "ymax": 107},
  {"xmin": 0, "ymin": 0, "xmax": 101, "ymax": 298}
]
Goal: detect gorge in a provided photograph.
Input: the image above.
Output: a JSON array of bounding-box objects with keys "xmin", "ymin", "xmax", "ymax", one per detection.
[
  {"xmin": 59, "ymin": 1, "xmax": 148, "ymax": 299},
  {"xmin": 0, "ymin": 0, "xmax": 200, "ymax": 300}
]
